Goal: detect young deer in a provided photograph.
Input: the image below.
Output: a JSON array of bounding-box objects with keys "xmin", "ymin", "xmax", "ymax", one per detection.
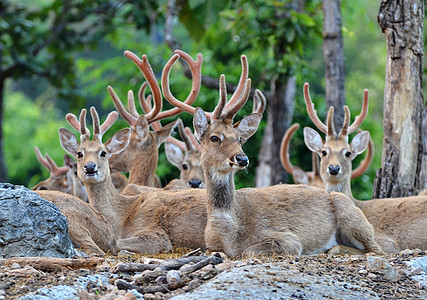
[
  {"xmin": 302, "ymin": 82, "xmax": 427, "ymax": 253},
  {"xmin": 104, "ymin": 50, "xmax": 202, "ymax": 188},
  {"xmin": 280, "ymin": 123, "xmax": 374, "ymax": 188},
  {"xmin": 32, "ymin": 146, "xmax": 70, "ymax": 192},
  {"xmin": 164, "ymin": 120, "xmax": 205, "ymax": 189},
  {"xmin": 162, "ymin": 54, "xmax": 383, "ymax": 257},
  {"xmin": 59, "ymin": 107, "xmax": 207, "ymax": 254}
]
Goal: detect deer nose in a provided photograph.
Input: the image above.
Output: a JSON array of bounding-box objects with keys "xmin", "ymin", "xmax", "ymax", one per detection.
[
  {"xmin": 328, "ymin": 165, "xmax": 340, "ymax": 175},
  {"xmin": 235, "ymin": 154, "xmax": 249, "ymax": 167},
  {"xmin": 84, "ymin": 162, "xmax": 97, "ymax": 175},
  {"xmin": 189, "ymin": 178, "xmax": 202, "ymax": 188}
]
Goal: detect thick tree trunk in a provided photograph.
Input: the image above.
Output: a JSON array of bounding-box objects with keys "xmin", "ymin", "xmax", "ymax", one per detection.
[
  {"xmin": 255, "ymin": 76, "xmax": 296, "ymax": 187},
  {"xmin": 420, "ymin": 105, "xmax": 427, "ymax": 193},
  {"xmin": 373, "ymin": 0, "xmax": 424, "ymax": 198},
  {"xmin": 322, "ymin": 0, "xmax": 345, "ymax": 129}
]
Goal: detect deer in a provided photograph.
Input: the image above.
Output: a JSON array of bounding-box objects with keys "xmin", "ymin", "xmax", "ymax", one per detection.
[
  {"xmin": 99, "ymin": 49, "xmax": 202, "ymax": 190},
  {"xmin": 164, "ymin": 89, "xmax": 267, "ymax": 190},
  {"xmin": 302, "ymin": 82, "xmax": 427, "ymax": 253},
  {"xmin": 59, "ymin": 106, "xmax": 207, "ymax": 254},
  {"xmin": 161, "ymin": 53, "xmax": 384, "ymax": 257},
  {"xmin": 280, "ymin": 123, "xmax": 374, "ymax": 188},
  {"xmin": 32, "ymin": 146, "xmax": 70, "ymax": 192}
]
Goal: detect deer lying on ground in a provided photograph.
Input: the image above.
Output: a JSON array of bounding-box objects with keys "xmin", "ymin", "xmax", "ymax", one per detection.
[
  {"xmin": 161, "ymin": 54, "xmax": 383, "ymax": 257},
  {"xmin": 280, "ymin": 123, "xmax": 374, "ymax": 188},
  {"xmin": 32, "ymin": 146, "xmax": 70, "ymax": 192},
  {"xmin": 59, "ymin": 106, "xmax": 207, "ymax": 254},
  {"xmin": 302, "ymin": 82, "xmax": 427, "ymax": 253},
  {"xmin": 100, "ymin": 50, "xmax": 202, "ymax": 189}
]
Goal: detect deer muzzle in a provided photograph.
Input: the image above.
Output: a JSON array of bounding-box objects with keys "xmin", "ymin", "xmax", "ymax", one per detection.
[
  {"xmin": 84, "ymin": 162, "xmax": 98, "ymax": 176},
  {"xmin": 328, "ymin": 165, "xmax": 341, "ymax": 176}
]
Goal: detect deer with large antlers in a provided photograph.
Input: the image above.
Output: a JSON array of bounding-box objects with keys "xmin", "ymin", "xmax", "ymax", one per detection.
[
  {"xmin": 101, "ymin": 50, "xmax": 202, "ymax": 189},
  {"xmin": 302, "ymin": 82, "xmax": 427, "ymax": 253},
  {"xmin": 162, "ymin": 54, "xmax": 383, "ymax": 257},
  {"xmin": 280, "ymin": 123, "xmax": 374, "ymax": 188},
  {"xmin": 59, "ymin": 106, "xmax": 207, "ymax": 254}
]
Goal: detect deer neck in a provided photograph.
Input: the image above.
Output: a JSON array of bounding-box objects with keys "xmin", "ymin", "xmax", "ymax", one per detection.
[
  {"xmin": 324, "ymin": 177, "xmax": 364, "ymax": 206},
  {"xmin": 84, "ymin": 176, "xmax": 133, "ymax": 231},
  {"xmin": 128, "ymin": 134, "xmax": 158, "ymax": 187},
  {"xmin": 204, "ymin": 169, "xmax": 236, "ymax": 212}
]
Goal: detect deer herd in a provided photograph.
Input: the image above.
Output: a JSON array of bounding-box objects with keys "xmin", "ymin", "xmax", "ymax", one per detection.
[{"xmin": 30, "ymin": 49, "xmax": 426, "ymax": 258}]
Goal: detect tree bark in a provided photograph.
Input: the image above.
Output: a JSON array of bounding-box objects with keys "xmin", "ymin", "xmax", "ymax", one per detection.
[
  {"xmin": 322, "ymin": 0, "xmax": 345, "ymax": 130},
  {"xmin": 373, "ymin": 0, "xmax": 424, "ymax": 198}
]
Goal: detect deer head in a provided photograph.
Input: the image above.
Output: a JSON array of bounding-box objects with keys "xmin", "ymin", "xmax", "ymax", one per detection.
[
  {"xmin": 59, "ymin": 107, "xmax": 131, "ymax": 185},
  {"xmin": 302, "ymin": 82, "xmax": 370, "ymax": 193}
]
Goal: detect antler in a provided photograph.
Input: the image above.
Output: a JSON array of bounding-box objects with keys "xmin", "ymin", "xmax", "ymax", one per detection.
[
  {"xmin": 184, "ymin": 127, "xmax": 201, "ymax": 151},
  {"xmin": 304, "ymin": 82, "xmax": 369, "ymax": 137},
  {"xmin": 162, "ymin": 53, "xmax": 251, "ymax": 121},
  {"xmin": 280, "ymin": 123, "xmax": 300, "ymax": 174},
  {"xmin": 66, "ymin": 108, "xmax": 118, "ymax": 143},
  {"xmin": 34, "ymin": 146, "xmax": 69, "ymax": 177}
]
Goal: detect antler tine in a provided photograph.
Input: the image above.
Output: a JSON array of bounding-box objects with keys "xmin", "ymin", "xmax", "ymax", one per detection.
[
  {"xmin": 184, "ymin": 127, "xmax": 201, "ymax": 151},
  {"xmin": 108, "ymin": 85, "xmax": 138, "ymax": 126},
  {"xmin": 280, "ymin": 123, "xmax": 300, "ymax": 174},
  {"xmin": 100, "ymin": 111, "xmax": 119, "ymax": 136},
  {"xmin": 161, "ymin": 52, "xmax": 211, "ymax": 120},
  {"xmin": 339, "ymin": 106, "xmax": 351, "ymax": 138},
  {"xmin": 212, "ymin": 75, "xmax": 228, "ymax": 120},
  {"xmin": 34, "ymin": 146, "xmax": 52, "ymax": 172},
  {"xmin": 348, "ymin": 89, "xmax": 369, "ymax": 134},
  {"xmin": 326, "ymin": 107, "xmax": 336, "ymax": 139},
  {"xmin": 79, "ymin": 109, "xmax": 90, "ymax": 142},
  {"xmin": 124, "ymin": 51, "xmax": 162, "ymax": 122},
  {"xmin": 90, "ymin": 107, "xmax": 101, "ymax": 142},
  {"xmin": 138, "ymin": 82, "xmax": 162, "ymax": 131},
  {"xmin": 127, "ymin": 90, "xmax": 139, "ymax": 118},
  {"xmin": 177, "ymin": 119, "xmax": 196, "ymax": 152},
  {"xmin": 223, "ymin": 55, "xmax": 249, "ymax": 111},
  {"xmin": 304, "ymin": 82, "xmax": 327, "ymax": 134},
  {"xmin": 221, "ymin": 78, "xmax": 252, "ymax": 120},
  {"xmin": 253, "ymin": 89, "xmax": 266, "ymax": 115},
  {"xmin": 66, "ymin": 113, "xmax": 90, "ymax": 136},
  {"xmin": 44, "ymin": 153, "xmax": 69, "ymax": 177}
]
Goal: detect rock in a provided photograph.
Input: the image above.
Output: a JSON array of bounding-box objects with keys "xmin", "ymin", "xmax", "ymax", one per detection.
[
  {"xmin": 407, "ymin": 256, "xmax": 427, "ymax": 287},
  {"xmin": 366, "ymin": 256, "xmax": 401, "ymax": 282},
  {"xmin": 0, "ymin": 183, "xmax": 75, "ymax": 258}
]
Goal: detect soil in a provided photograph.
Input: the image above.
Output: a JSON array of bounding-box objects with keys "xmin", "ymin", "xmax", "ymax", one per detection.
[{"xmin": 0, "ymin": 248, "xmax": 426, "ymax": 300}]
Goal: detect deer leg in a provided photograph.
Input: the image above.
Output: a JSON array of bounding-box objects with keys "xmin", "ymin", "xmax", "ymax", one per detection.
[
  {"xmin": 242, "ymin": 232, "xmax": 303, "ymax": 257},
  {"xmin": 329, "ymin": 192, "xmax": 384, "ymax": 255},
  {"xmin": 69, "ymin": 228, "xmax": 106, "ymax": 256},
  {"xmin": 117, "ymin": 230, "xmax": 173, "ymax": 255}
]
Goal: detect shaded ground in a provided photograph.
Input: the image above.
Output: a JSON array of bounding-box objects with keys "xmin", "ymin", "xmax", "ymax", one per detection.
[{"xmin": 0, "ymin": 248, "xmax": 426, "ymax": 299}]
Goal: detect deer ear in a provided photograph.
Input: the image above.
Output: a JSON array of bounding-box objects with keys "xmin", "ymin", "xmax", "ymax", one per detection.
[
  {"xmin": 135, "ymin": 115, "xmax": 150, "ymax": 140},
  {"xmin": 106, "ymin": 128, "xmax": 131, "ymax": 156},
  {"xmin": 235, "ymin": 113, "xmax": 262, "ymax": 140},
  {"xmin": 63, "ymin": 154, "xmax": 74, "ymax": 169},
  {"xmin": 193, "ymin": 108, "xmax": 208, "ymax": 140},
  {"xmin": 165, "ymin": 142, "xmax": 185, "ymax": 169},
  {"xmin": 59, "ymin": 128, "xmax": 79, "ymax": 157},
  {"xmin": 350, "ymin": 130, "xmax": 370, "ymax": 156},
  {"xmin": 303, "ymin": 127, "xmax": 324, "ymax": 153},
  {"xmin": 154, "ymin": 120, "xmax": 179, "ymax": 147}
]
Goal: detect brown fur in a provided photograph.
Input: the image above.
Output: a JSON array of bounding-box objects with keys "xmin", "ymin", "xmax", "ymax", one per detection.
[{"xmin": 35, "ymin": 190, "xmax": 118, "ymax": 255}]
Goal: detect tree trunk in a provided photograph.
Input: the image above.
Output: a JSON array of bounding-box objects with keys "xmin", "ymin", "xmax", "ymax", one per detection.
[
  {"xmin": 322, "ymin": 0, "xmax": 345, "ymax": 129},
  {"xmin": 373, "ymin": 0, "xmax": 424, "ymax": 198},
  {"xmin": 420, "ymin": 105, "xmax": 427, "ymax": 193},
  {"xmin": 255, "ymin": 76, "xmax": 296, "ymax": 187}
]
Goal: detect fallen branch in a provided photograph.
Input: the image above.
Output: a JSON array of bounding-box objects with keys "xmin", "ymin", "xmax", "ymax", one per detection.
[{"xmin": 1, "ymin": 257, "xmax": 105, "ymax": 272}]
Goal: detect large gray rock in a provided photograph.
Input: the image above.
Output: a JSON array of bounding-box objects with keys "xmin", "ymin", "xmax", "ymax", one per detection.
[{"xmin": 0, "ymin": 183, "xmax": 75, "ymax": 258}]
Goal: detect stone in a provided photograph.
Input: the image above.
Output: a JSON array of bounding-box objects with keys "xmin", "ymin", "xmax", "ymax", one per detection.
[
  {"xmin": 366, "ymin": 256, "xmax": 401, "ymax": 282},
  {"xmin": 0, "ymin": 183, "xmax": 74, "ymax": 258}
]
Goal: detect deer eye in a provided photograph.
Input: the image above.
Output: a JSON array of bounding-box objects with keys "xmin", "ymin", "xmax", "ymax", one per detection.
[
  {"xmin": 210, "ymin": 136, "xmax": 220, "ymax": 143},
  {"xmin": 100, "ymin": 151, "xmax": 107, "ymax": 157},
  {"xmin": 182, "ymin": 164, "xmax": 188, "ymax": 170},
  {"xmin": 76, "ymin": 152, "xmax": 83, "ymax": 158},
  {"xmin": 345, "ymin": 151, "xmax": 352, "ymax": 158},
  {"xmin": 321, "ymin": 150, "xmax": 327, "ymax": 157}
]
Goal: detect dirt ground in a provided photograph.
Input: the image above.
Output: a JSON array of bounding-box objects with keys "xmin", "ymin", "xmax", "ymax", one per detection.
[{"xmin": 1, "ymin": 248, "xmax": 426, "ymax": 299}]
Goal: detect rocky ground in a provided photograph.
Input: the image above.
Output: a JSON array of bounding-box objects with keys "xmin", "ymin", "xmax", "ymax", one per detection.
[{"xmin": 0, "ymin": 248, "xmax": 426, "ymax": 300}]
